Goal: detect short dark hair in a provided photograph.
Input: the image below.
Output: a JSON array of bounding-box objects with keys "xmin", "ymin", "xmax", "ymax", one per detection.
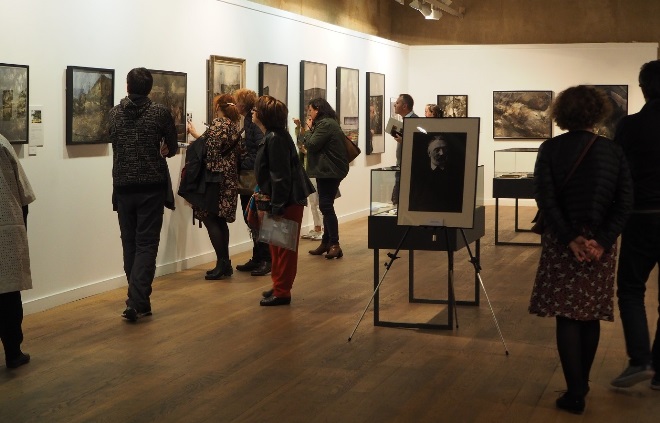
[
  {"xmin": 550, "ymin": 85, "xmax": 612, "ymax": 131},
  {"xmin": 399, "ymin": 94, "xmax": 414, "ymax": 111},
  {"xmin": 126, "ymin": 67, "xmax": 153, "ymax": 96},
  {"xmin": 308, "ymin": 98, "xmax": 338, "ymax": 122},
  {"xmin": 255, "ymin": 95, "xmax": 288, "ymax": 131},
  {"xmin": 639, "ymin": 60, "xmax": 660, "ymax": 101}
]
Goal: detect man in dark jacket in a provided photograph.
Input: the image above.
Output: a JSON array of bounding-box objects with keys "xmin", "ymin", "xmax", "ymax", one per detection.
[
  {"xmin": 611, "ymin": 60, "xmax": 660, "ymax": 390},
  {"xmin": 109, "ymin": 67, "xmax": 178, "ymax": 322}
]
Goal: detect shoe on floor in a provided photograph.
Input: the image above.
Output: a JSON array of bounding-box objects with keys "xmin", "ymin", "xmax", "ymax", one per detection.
[
  {"xmin": 302, "ymin": 229, "xmax": 322, "ymax": 239},
  {"xmin": 6, "ymin": 352, "xmax": 30, "ymax": 369},
  {"xmin": 610, "ymin": 364, "xmax": 654, "ymax": 387},
  {"xmin": 311, "ymin": 232, "xmax": 323, "ymax": 241},
  {"xmin": 260, "ymin": 295, "xmax": 291, "ymax": 306},
  {"xmin": 121, "ymin": 307, "xmax": 152, "ymax": 322},
  {"xmin": 236, "ymin": 258, "xmax": 260, "ymax": 272},
  {"xmin": 251, "ymin": 261, "xmax": 271, "ymax": 276},
  {"xmin": 555, "ymin": 392, "xmax": 585, "ymax": 414},
  {"xmin": 262, "ymin": 289, "xmax": 274, "ymax": 298},
  {"xmin": 651, "ymin": 376, "xmax": 660, "ymax": 390}
]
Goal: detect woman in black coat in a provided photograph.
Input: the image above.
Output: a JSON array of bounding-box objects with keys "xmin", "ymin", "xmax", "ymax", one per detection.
[{"xmin": 529, "ymin": 85, "xmax": 633, "ymax": 414}]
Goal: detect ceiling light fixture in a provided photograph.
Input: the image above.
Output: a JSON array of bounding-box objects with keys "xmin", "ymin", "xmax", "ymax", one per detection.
[
  {"xmin": 419, "ymin": 1, "xmax": 433, "ymax": 17},
  {"xmin": 409, "ymin": 0, "xmax": 421, "ymax": 11},
  {"xmin": 425, "ymin": 7, "xmax": 443, "ymax": 20},
  {"xmin": 397, "ymin": 0, "xmax": 465, "ymax": 19}
]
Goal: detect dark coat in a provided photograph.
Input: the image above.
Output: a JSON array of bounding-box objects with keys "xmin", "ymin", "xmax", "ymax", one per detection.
[
  {"xmin": 303, "ymin": 117, "xmax": 349, "ymax": 180},
  {"xmin": 534, "ymin": 130, "xmax": 633, "ymax": 248},
  {"xmin": 614, "ymin": 99, "xmax": 660, "ymax": 211},
  {"xmin": 239, "ymin": 112, "xmax": 264, "ymax": 171}
]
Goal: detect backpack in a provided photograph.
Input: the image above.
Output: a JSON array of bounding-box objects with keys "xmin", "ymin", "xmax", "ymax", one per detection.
[{"xmin": 177, "ymin": 134, "xmax": 221, "ymax": 219}]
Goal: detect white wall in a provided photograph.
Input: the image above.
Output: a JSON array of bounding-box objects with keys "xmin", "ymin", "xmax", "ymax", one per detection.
[
  {"xmin": 4, "ymin": 0, "xmax": 408, "ymax": 314},
  {"xmin": 6, "ymin": 0, "xmax": 657, "ymax": 314},
  {"xmin": 408, "ymin": 43, "xmax": 658, "ymax": 205}
]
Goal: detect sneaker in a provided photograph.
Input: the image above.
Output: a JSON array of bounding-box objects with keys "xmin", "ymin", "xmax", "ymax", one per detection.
[
  {"xmin": 610, "ymin": 364, "xmax": 654, "ymax": 388},
  {"xmin": 236, "ymin": 258, "xmax": 260, "ymax": 272},
  {"xmin": 121, "ymin": 307, "xmax": 152, "ymax": 322},
  {"xmin": 301, "ymin": 230, "xmax": 318, "ymax": 239},
  {"xmin": 651, "ymin": 376, "xmax": 660, "ymax": 390}
]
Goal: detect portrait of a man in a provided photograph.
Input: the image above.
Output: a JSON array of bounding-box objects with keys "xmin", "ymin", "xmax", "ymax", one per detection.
[{"xmin": 408, "ymin": 133, "xmax": 466, "ymax": 212}]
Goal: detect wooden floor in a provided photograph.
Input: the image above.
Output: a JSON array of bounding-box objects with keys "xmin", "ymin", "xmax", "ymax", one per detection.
[{"xmin": 1, "ymin": 206, "xmax": 658, "ymax": 423}]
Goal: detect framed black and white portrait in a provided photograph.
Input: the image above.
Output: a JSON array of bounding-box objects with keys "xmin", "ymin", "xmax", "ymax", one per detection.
[
  {"xmin": 336, "ymin": 67, "xmax": 359, "ymax": 143},
  {"xmin": 398, "ymin": 117, "xmax": 481, "ymax": 228},
  {"xmin": 66, "ymin": 66, "xmax": 114, "ymax": 145},
  {"xmin": 300, "ymin": 61, "xmax": 327, "ymax": 121},
  {"xmin": 493, "ymin": 91, "xmax": 552, "ymax": 139},
  {"xmin": 259, "ymin": 62, "xmax": 288, "ymax": 105},
  {"xmin": 0, "ymin": 63, "xmax": 29, "ymax": 144},
  {"xmin": 366, "ymin": 72, "xmax": 385, "ymax": 155}
]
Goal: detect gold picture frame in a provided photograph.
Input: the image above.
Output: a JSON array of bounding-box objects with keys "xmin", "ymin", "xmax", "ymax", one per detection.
[{"xmin": 207, "ymin": 55, "xmax": 245, "ymax": 123}]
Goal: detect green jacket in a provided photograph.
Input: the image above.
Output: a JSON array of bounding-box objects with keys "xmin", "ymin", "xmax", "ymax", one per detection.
[{"xmin": 303, "ymin": 117, "xmax": 349, "ymax": 180}]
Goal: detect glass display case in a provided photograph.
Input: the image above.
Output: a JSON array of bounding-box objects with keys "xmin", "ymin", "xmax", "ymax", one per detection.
[
  {"xmin": 370, "ymin": 166, "xmax": 484, "ymax": 216},
  {"xmin": 494, "ymin": 148, "xmax": 538, "ymax": 179}
]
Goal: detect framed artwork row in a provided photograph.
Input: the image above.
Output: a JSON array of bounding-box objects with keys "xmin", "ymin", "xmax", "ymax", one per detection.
[
  {"xmin": 65, "ymin": 66, "xmax": 114, "ymax": 145},
  {"xmin": 0, "ymin": 63, "xmax": 29, "ymax": 144}
]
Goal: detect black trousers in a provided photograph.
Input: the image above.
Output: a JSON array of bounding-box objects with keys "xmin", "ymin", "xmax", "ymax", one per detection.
[
  {"xmin": 616, "ymin": 213, "xmax": 660, "ymax": 372},
  {"xmin": 116, "ymin": 188, "xmax": 166, "ymax": 313},
  {"xmin": 0, "ymin": 291, "xmax": 24, "ymax": 361},
  {"xmin": 240, "ymin": 194, "xmax": 271, "ymax": 263},
  {"xmin": 316, "ymin": 178, "xmax": 342, "ymax": 245}
]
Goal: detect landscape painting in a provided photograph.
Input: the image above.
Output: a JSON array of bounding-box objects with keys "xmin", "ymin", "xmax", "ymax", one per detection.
[
  {"xmin": 0, "ymin": 63, "xmax": 29, "ymax": 144},
  {"xmin": 66, "ymin": 66, "xmax": 114, "ymax": 145},
  {"xmin": 493, "ymin": 91, "xmax": 552, "ymax": 139},
  {"xmin": 149, "ymin": 69, "xmax": 187, "ymax": 143}
]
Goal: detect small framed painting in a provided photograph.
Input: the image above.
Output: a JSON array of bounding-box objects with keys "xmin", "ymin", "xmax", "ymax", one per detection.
[
  {"xmin": 366, "ymin": 72, "xmax": 385, "ymax": 154},
  {"xmin": 207, "ymin": 55, "xmax": 245, "ymax": 123},
  {"xmin": 149, "ymin": 69, "xmax": 187, "ymax": 143},
  {"xmin": 299, "ymin": 60, "xmax": 327, "ymax": 121},
  {"xmin": 66, "ymin": 66, "xmax": 114, "ymax": 145},
  {"xmin": 336, "ymin": 67, "xmax": 359, "ymax": 143},
  {"xmin": 259, "ymin": 62, "xmax": 288, "ymax": 105},
  {"xmin": 493, "ymin": 91, "xmax": 552, "ymax": 139},
  {"xmin": 437, "ymin": 95, "xmax": 468, "ymax": 118},
  {"xmin": 0, "ymin": 63, "xmax": 29, "ymax": 144}
]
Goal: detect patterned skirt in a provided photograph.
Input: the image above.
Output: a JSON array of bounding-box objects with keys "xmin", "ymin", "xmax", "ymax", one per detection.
[{"xmin": 528, "ymin": 231, "xmax": 616, "ymax": 321}]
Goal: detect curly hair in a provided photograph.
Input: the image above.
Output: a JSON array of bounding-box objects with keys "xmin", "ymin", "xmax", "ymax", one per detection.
[
  {"xmin": 254, "ymin": 95, "xmax": 288, "ymax": 132},
  {"xmin": 233, "ymin": 88, "xmax": 258, "ymax": 112},
  {"xmin": 213, "ymin": 93, "xmax": 240, "ymax": 123},
  {"xmin": 550, "ymin": 85, "xmax": 612, "ymax": 131}
]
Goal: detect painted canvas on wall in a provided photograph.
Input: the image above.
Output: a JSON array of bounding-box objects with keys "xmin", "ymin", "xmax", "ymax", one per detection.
[
  {"xmin": 0, "ymin": 63, "xmax": 29, "ymax": 144},
  {"xmin": 149, "ymin": 69, "xmax": 187, "ymax": 143},
  {"xmin": 66, "ymin": 66, "xmax": 114, "ymax": 145},
  {"xmin": 336, "ymin": 67, "xmax": 359, "ymax": 143},
  {"xmin": 208, "ymin": 56, "xmax": 245, "ymax": 123},
  {"xmin": 493, "ymin": 91, "xmax": 552, "ymax": 139},
  {"xmin": 366, "ymin": 72, "xmax": 385, "ymax": 155},
  {"xmin": 592, "ymin": 85, "xmax": 628, "ymax": 139},
  {"xmin": 299, "ymin": 61, "xmax": 327, "ymax": 120},
  {"xmin": 259, "ymin": 62, "xmax": 288, "ymax": 105},
  {"xmin": 437, "ymin": 95, "xmax": 468, "ymax": 118}
]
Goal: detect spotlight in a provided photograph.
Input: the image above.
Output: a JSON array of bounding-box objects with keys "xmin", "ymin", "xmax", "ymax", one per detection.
[
  {"xmin": 409, "ymin": 0, "xmax": 421, "ymax": 11},
  {"xmin": 419, "ymin": 1, "xmax": 432, "ymax": 17},
  {"xmin": 426, "ymin": 7, "xmax": 443, "ymax": 20}
]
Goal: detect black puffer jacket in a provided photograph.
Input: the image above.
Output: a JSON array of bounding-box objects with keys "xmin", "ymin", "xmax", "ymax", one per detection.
[
  {"xmin": 534, "ymin": 130, "xmax": 633, "ymax": 248},
  {"xmin": 239, "ymin": 112, "xmax": 264, "ymax": 171},
  {"xmin": 109, "ymin": 95, "xmax": 178, "ymax": 187}
]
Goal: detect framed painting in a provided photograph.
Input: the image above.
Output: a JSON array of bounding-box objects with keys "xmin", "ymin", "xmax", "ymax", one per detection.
[
  {"xmin": 259, "ymin": 62, "xmax": 288, "ymax": 105},
  {"xmin": 149, "ymin": 69, "xmax": 187, "ymax": 143},
  {"xmin": 207, "ymin": 55, "xmax": 245, "ymax": 123},
  {"xmin": 0, "ymin": 63, "xmax": 29, "ymax": 144},
  {"xmin": 299, "ymin": 61, "xmax": 327, "ymax": 121},
  {"xmin": 437, "ymin": 95, "xmax": 468, "ymax": 118},
  {"xmin": 66, "ymin": 66, "xmax": 114, "ymax": 145},
  {"xmin": 366, "ymin": 72, "xmax": 385, "ymax": 155},
  {"xmin": 336, "ymin": 67, "xmax": 359, "ymax": 144},
  {"xmin": 398, "ymin": 117, "xmax": 481, "ymax": 229},
  {"xmin": 592, "ymin": 85, "xmax": 628, "ymax": 139},
  {"xmin": 493, "ymin": 91, "xmax": 552, "ymax": 139}
]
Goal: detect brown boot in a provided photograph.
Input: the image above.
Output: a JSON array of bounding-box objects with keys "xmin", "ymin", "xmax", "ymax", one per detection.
[
  {"xmin": 308, "ymin": 242, "xmax": 329, "ymax": 255},
  {"xmin": 325, "ymin": 244, "xmax": 343, "ymax": 259}
]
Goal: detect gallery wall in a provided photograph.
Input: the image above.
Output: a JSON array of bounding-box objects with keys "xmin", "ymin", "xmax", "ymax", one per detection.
[
  {"xmin": 3, "ymin": 0, "xmax": 407, "ymax": 314},
  {"xmin": 407, "ymin": 43, "xmax": 658, "ymax": 205}
]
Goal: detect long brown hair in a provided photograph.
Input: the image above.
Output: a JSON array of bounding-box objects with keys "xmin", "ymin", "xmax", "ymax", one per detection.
[{"xmin": 213, "ymin": 93, "xmax": 240, "ymax": 123}]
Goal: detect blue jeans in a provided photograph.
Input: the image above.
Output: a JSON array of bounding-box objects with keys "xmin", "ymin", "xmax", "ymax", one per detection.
[
  {"xmin": 616, "ymin": 213, "xmax": 660, "ymax": 372},
  {"xmin": 316, "ymin": 178, "xmax": 341, "ymax": 245},
  {"xmin": 116, "ymin": 188, "xmax": 166, "ymax": 313}
]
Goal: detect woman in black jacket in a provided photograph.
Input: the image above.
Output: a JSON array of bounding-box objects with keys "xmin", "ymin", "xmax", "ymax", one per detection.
[
  {"xmin": 529, "ymin": 85, "xmax": 633, "ymax": 414},
  {"xmin": 252, "ymin": 96, "xmax": 315, "ymax": 306}
]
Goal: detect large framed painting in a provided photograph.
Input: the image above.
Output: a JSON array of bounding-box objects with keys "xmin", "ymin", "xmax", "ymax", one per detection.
[
  {"xmin": 592, "ymin": 85, "xmax": 628, "ymax": 139},
  {"xmin": 148, "ymin": 69, "xmax": 187, "ymax": 143},
  {"xmin": 493, "ymin": 91, "xmax": 552, "ymax": 139},
  {"xmin": 259, "ymin": 62, "xmax": 288, "ymax": 105},
  {"xmin": 366, "ymin": 72, "xmax": 385, "ymax": 155},
  {"xmin": 66, "ymin": 66, "xmax": 114, "ymax": 145},
  {"xmin": 0, "ymin": 63, "xmax": 29, "ymax": 144},
  {"xmin": 336, "ymin": 67, "xmax": 359, "ymax": 144},
  {"xmin": 398, "ymin": 117, "xmax": 481, "ymax": 229},
  {"xmin": 299, "ymin": 60, "xmax": 327, "ymax": 121},
  {"xmin": 437, "ymin": 95, "xmax": 468, "ymax": 118},
  {"xmin": 207, "ymin": 55, "xmax": 245, "ymax": 123}
]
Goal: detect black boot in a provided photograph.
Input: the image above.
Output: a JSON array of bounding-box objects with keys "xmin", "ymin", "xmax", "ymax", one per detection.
[{"xmin": 205, "ymin": 258, "xmax": 233, "ymax": 280}]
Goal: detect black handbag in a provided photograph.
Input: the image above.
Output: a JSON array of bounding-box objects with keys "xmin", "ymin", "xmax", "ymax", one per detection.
[{"xmin": 531, "ymin": 133, "xmax": 598, "ymax": 235}]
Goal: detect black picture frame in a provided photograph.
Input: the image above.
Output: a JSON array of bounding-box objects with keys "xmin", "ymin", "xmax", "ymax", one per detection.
[
  {"xmin": 398, "ymin": 117, "xmax": 481, "ymax": 228},
  {"xmin": 148, "ymin": 69, "xmax": 187, "ymax": 144},
  {"xmin": 493, "ymin": 90, "xmax": 552, "ymax": 139},
  {"xmin": 66, "ymin": 66, "xmax": 114, "ymax": 145},
  {"xmin": 437, "ymin": 95, "xmax": 468, "ymax": 118},
  {"xmin": 207, "ymin": 55, "xmax": 245, "ymax": 123},
  {"xmin": 259, "ymin": 62, "xmax": 288, "ymax": 105},
  {"xmin": 366, "ymin": 72, "xmax": 385, "ymax": 155},
  {"xmin": 0, "ymin": 63, "xmax": 29, "ymax": 145},
  {"xmin": 299, "ymin": 61, "xmax": 327, "ymax": 121},
  {"xmin": 592, "ymin": 85, "xmax": 628, "ymax": 139},
  {"xmin": 336, "ymin": 67, "xmax": 359, "ymax": 144}
]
